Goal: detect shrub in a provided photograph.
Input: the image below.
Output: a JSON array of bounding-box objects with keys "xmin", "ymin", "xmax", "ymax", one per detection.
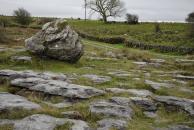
[
  {"xmin": 155, "ymin": 23, "xmax": 161, "ymax": 33},
  {"xmin": 126, "ymin": 13, "xmax": 139, "ymax": 24},
  {"xmin": 186, "ymin": 11, "xmax": 194, "ymax": 23},
  {"xmin": 13, "ymin": 8, "xmax": 32, "ymax": 26},
  {"xmin": 0, "ymin": 15, "xmax": 10, "ymax": 27},
  {"xmin": 186, "ymin": 12, "xmax": 194, "ymax": 38},
  {"xmin": 0, "ymin": 27, "xmax": 8, "ymax": 43}
]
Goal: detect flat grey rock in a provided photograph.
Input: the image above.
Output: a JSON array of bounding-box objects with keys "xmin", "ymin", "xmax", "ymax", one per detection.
[
  {"xmin": 0, "ymin": 70, "xmax": 67, "ymax": 81},
  {"xmin": 150, "ymin": 59, "xmax": 166, "ymax": 63},
  {"xmin": 130, "ymin": 97, "xmax": 157, "ymax": 112},
  {"xmin": 145, "ymin": 80, "xmax": 173, "ymax": 90},
  {"xmin": 11, "ymin": 56, "xmax": 32, "ymax": 63},
  {"xmin": 155, "ymin": 125, "xmax": 194, "ymax": 130},
  {"xmin": 106, "ymin": 88, "xmax": 153, "ymax": 97},
  {"xmin": 82, "ymin": 74, "xmax": 111, "ymax": 84},
  {"xmin": 154, "ymin": 95, "xmax": 194, "ymax": 116},
  {"xmin": 25, "ymin": 19, "xmax": 83, "ymax": 63},
  {"xmin": 90, "ymin": 100, "xmax": 133, "ymax": 119},
  {"xmin": 175, "ymin": 74, "xmax": 194, "ymax": 81},
  {"xmin": 97, "ymin": 118, "xmax": 127, "ymax": 130},
  {"xmin": 0, "ymin": 92, "xmax": 41, "ymax": 111},
  {"xmin": 108, "ymin": 70, "xmax": 131, "ymax": 78},
  {"xmin": 11, "ymin": 77, "xmax": 105, "ymax": 99},
  {"xmin": 0, "ymin": 114, "xmax": 90, "ymax": 130}
]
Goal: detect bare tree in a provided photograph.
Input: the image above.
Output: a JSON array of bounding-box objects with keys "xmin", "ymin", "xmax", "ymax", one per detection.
[{"xmin": 87, "ymin": 0, "xmax": 125, "ymax": 23}]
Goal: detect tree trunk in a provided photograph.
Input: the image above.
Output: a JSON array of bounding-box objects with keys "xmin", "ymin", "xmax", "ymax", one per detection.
[{"xmin": 102, "ymin": 15, "xmax": 107, "ymax": 23}]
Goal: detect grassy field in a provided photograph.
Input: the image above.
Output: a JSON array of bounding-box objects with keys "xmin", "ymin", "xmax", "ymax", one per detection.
[
  {"xmin": 0, "ymin": 24, "xmax": 194, "ymax": 129},
  {"xmin": 68, "ymin": 20, "xmax": 194, "ymax": 48},
  {"xmin": 1, "ymin": 16, "xmax": 194, "ymax": 48}
]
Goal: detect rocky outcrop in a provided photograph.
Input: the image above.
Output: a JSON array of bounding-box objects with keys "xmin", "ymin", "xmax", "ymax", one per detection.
[
  {"xmin": 0, "ymin": 114, "xmax": 90, "ymax": 130},
  {"xmin": 25, "ymin": 19, "xmax": 84, "ymax": 63},
  {"xmin": 0, "ymin": 70, "xmax": 105, "ymax": 99},
  {"xmin": 0, "ymin": 92, "xmax": 41, "ymax": 111},
  {"xmin": 154, "ymin": 96, "xmax": 194, "ymax": 116}
]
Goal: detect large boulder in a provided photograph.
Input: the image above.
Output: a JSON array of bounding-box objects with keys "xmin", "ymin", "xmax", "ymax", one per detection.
[{"xmin": 25, "ymin": 19, "xmax": 84, "ymax": 63}]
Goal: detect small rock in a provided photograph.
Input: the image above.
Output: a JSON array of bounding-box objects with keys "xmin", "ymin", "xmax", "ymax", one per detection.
[
  {"xmin": 97, "ymin": 118, "xmax": 127, "ymax": 130},
  {"xmin": 154, "ymin": 95, "xmax": 194, "ymax": 116},
  {"xmin": 143, "ymin": 112, "xmax": 157, "ymax": 118},
  {"xmin": 108, "ymin": 70, "xmax": 131, "ymax": 78},
  {"xmin": 0, "ymin": 92, "xmax": 41, "ymax": 111},
  {"xmin": 106, "ymin": 88, "xmax": 153, "ymax": 97},
  {"xmin": 104, "ymin": 51, "xmax": 116, "ymax": 58},
  {"xmin": 11, "ymin": 56, "xmax": 32, "ymax": 63},
  {"xmin": 90, "ymin": 100, "xmax": 133, "ymax": 119},
  {"xmin": 62, "ymin": 111, "xmax": 82, "ymax": 119},
  {"xmin": 175, "ymin": 74, "xmax": 194, "ymax": 81},
  {"xmin": 145, "ymin": 80, "xmax": 173, "ymax": 90},
  {"xmin": 43, "ymin": 100, "xmax": 72, "ymax": 109},
  {"xmin": 130, "ymin": 97, "xmax": 157, "ymax": 112},
  {"xmin": 155, "ymin": 125, "xmax": 194, "ymax": 130},
  {"xmin": 82, "ymin": 74, "xmax": 111, "ymax": 84}
]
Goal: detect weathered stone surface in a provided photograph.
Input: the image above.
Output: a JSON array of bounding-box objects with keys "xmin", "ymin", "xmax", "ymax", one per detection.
[
  {"xmin": 155, "ymin": 125, "xmax": 194, "ymax": 130},
  {"xmin": 154, "ymin": 95, "xmax": 194, "ymax": 116},
  {"xmin": 62, "ymin": 111, "xmax": 82, "ymax": 119},
  {"xmin": 145, "ymin": 80, "xmax": 173, "ymax": 90},
  {"xmin": 0, "ymin": 92, "xmax": 41, "ymax": 111},
  {"xmin": 130, "ymin": 97, "xmax": 157, "ymax": 112},
  {"xmin": 11, "ymin": 56, "xmax": 32, "ymax": 63},
  {"xmin": 97, "ymin": 118, "xmax": 127, "ymax": 130},
  {"xmin": 111, "ymin": 97, "xmax": 157, "ymax": 118},
  {"xmin": 175, "ymin": 74, "xmax": 194, "ymax": 81},
  {"xmin": 25, "ymin": 19, "xmax": 84, "ymax": 63},
  {"xmin": 0, "ymin": 114, "xmax": 90, "ymax": 130},
  {"xmin": 104, "ymin": 51, "xmax": 117, "ymax": 58},
  {"xmin": 106, "ymin": 88, "xmax": 153, "ymax": 97},
  {"xmin": 11, "ymin": 77, "xmax": 105, "ymax": 99},
  {"xmin": 150, "ymin": 59, "xmax": 166, "ymax": 63},
  {"xmin": 0, "ymin": 70, "xmax": 67, "ymax": 81},
  {"xmin": 82, "ymin": 74, "xmax": 111, "ymax": 84},
  {"xmin": 90, "ymin": 100, "xmax": 133, "ymax": 119}
]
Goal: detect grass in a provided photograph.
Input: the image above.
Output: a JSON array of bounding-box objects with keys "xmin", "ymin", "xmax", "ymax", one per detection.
[{"xmin": 68, "ymin": 20, "xmax": 194, "ymax": 48}]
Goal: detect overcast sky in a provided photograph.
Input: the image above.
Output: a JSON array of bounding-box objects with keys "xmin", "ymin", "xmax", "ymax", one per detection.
[{"xmin": 0, "ymin": 0, "xmax": 194, "ymax": 22}]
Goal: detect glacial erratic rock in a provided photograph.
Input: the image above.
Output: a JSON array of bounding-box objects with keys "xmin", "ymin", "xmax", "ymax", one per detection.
[
  {"xmin": 0, "ymin": 92, "xmax": 41, "ymax": 111},
  {"xmin": 25, "ymin": 19, "xmax": 84, "ymax": 63}
]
